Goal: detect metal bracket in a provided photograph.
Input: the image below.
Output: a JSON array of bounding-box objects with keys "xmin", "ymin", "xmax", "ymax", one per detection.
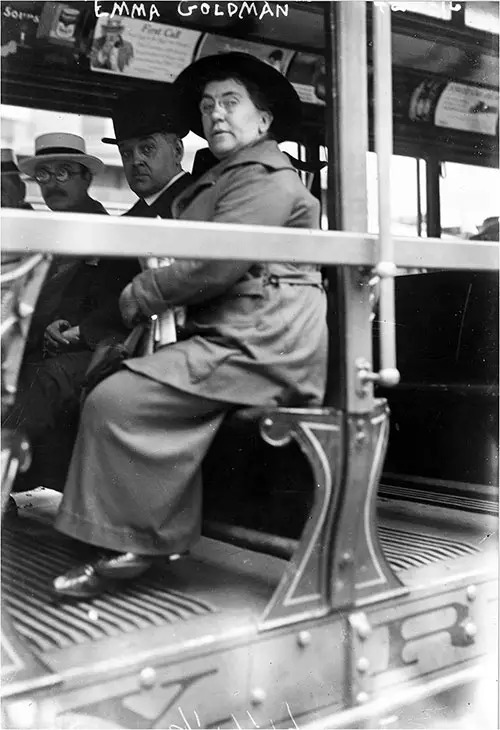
[{"xmin": 356, "ymin": 358, "xmax": 400, "ymax": 398}]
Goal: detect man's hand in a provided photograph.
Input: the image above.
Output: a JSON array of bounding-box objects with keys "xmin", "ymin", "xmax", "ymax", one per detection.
[
  {"xmin": 119, "ymin": 283, "xmax": 142, "ymax": 328},
  {"xmin": 43, "ymin": 319, "xmax": 71, "ymax": 354},
  {"xmin": 62, "ymin": 326, "xmax": 81, "ymax": 345}
]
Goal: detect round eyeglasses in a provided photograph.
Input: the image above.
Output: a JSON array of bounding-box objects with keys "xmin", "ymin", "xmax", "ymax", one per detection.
[
  {"xmin": 33, "ymin": 167, "xmax": 81, "ymax": 184},
  {"xmin": 199, "ymin": 97, "xmax": 241, "ymax": 117}
]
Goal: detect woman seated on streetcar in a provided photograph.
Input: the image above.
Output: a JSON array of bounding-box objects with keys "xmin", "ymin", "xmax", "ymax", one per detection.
[{"xmin": 52, "ymin": 52, "xmax": 328, "ymax": 600}]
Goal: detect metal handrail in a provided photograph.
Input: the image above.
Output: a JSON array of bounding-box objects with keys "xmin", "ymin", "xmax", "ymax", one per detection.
[
  {"xmin": 0, "ymin": 253, "xmax": 46, "ymax": 285},
  {"xmin": 371, "ymin": 2, "xmax": 400, "ymax": 389},
  {"xmin": 2, "ymin": 209, "xmax": 498, "ymax": 271}
]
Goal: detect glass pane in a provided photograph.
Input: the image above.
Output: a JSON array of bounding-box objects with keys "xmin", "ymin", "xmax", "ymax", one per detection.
[
  {"xmin": 367, "ymin": 153, "xmax": 427, "ymax": 237},
  {"xmin": 440, "ymin": 162, "xmax": 500, "ymax": 238},
  {"xmin": 465, "ymin": 1, "xmax": 500, "ymax": 33},
  {"xmin": 1, "ymin": 105, "xmax": 205, "ymax": 214},
  {"xmin": 390, "ymin": 2, "xmax": 453, "ymax": 20}
]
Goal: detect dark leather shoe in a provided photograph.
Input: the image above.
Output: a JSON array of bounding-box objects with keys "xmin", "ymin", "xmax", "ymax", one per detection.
[
  {"xmin": 52, "ymin": 564, "xmax": 111, "ymax": 600},
  {"xmin": 95, "ymin": 551, "xmax": 187, "ymax": 580},
  {"xmin": 94, "ymin": 552, "xmax": 154, "ymax": 580}
]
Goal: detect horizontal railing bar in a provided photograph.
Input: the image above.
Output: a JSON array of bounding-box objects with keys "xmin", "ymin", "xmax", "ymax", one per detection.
[{"xmin": 2, "ymin": 210, "xmax": 498, "ymax": 271}]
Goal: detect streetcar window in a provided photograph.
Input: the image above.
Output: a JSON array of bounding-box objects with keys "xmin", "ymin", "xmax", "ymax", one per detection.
[
  {"xmin": 465, "ymin": 1, "xmax": 500, "ymax": 34},
  {"xmin": 366, "ymin": 153, "xmax": 427, "ymax": 237},
  {"xmin": 440, "ymin": 162, "xmax": 500, "ymax": 238},
  {"xmin": 0, "ymin": 105, "xmax": 206, "ymax": 214},
  {"xmin": 390, "ymin": 2, "xmax": 453, "ymax": 21}
]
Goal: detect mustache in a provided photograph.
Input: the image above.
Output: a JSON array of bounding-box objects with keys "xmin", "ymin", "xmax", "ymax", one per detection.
[{"xmin": 45, "ymin": 188, "xmax": 67, "ymax": 197}]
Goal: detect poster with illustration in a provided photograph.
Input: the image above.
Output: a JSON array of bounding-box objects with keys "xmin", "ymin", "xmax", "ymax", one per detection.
[
  {"xmin": 435, "ymin": 82, "xmax": 499, "ymax": 137},
  {"xmin": 287, "ymin": 52, "xmax": 326, "ymax": 106},
  {"xmin": 1, "ymin": 2, "xmax": 42, "ymax": 57},
  {"xmin": 195, "ymin": 34, "xmax": 294, "ymax": 77},
  {"xmin": 90, "ymin": 15, "xmax": 201, "ymax": 81},
  {"xmin": 36, "ymin": 2, "xmax": 82, "ymax": 47}
]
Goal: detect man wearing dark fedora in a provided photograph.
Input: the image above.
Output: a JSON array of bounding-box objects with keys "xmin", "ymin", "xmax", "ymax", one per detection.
[
  {"xmin": 103, "ymin": 87, "xmax": 192, "ymax": 219},
  {"xmin": 1, "ymin": 148, "xmax": 32, "ymax": 209}
]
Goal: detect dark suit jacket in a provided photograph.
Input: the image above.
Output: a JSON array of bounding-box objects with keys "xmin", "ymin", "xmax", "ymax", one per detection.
[
  {"xmin": 123, "ymin": 173, "xmax": 192, "ymax": 220},
  {"xmin": 79, "ymin": 174, "xmax": 192, "ymax": 347},
  {"xmin": 83, "ymin": 176, "xmax": 193, "ymax": 346}
]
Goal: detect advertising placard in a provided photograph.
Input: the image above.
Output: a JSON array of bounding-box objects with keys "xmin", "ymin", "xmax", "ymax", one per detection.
[
  {"xmin": 89, "ymin": 15, "xmax": 201, "ymax": 82},
  {"xmin": 435, "ymin": 82, "xmax": 499, "ymax": 136}
]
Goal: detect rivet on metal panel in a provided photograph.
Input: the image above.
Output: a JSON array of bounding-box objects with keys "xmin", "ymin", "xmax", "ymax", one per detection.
[
  {"xmin": 340, "ymin": 551, "xmax": 353, "ymax": 566},
  {"xmin": 349, "ymin": 612, "xmax": 372, "ymax": 641},
  {"xmin": 139, "ymin": 667, "xmax": 157, "ymax": 689},
  {"xmin": 462, "ymin": 621, "xmax": 477, "ymax": 641},
  {"xmin": 297, "ymin": 630, "xmax": 312, "ymax": 648},
  {"xmin": 466, "ymin": 585, "xmax": 477, "ymax": 602},
  {"xmin": 18, "ymin": 302, "xmax": 34, "ymax": 318},
  {"xmin": 356, "ymin": 691, "xmax": 369, "ymax": 705},
  {"xmin": 355, "ymin": 420, "xmax": 367, "ymax": 445},
  {"xmin": 356, "ymin": 657, "xmax": 370, "ymax": 674},
  {"xmin": 251, "ymin": 688, "xmax": 266, "ymax": 705}
]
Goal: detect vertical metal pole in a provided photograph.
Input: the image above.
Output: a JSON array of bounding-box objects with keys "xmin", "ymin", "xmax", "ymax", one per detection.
[
  {"xmin": 373, "ymin": 2, "xmax": 398, "ymax": 380},
  {"xmin": 324, "ymin": 0, "xmax": 373, "ymax": 414},
  {"xmin": 426, "ymin": 156, "xmax": 442, "ymax": 238},
  {"xmin": 416, "ymin": 159, "xmax": 423, "ymax": 237}
]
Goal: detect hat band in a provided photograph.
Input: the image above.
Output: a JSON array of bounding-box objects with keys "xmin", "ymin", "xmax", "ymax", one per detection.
[{"xmin": 35, "ymin": 147, "xmax": 86, "ymax": 157}]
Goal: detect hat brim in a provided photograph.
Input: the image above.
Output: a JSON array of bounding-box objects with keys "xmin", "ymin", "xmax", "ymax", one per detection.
[
  {"xmin": 19, "ymin": 153, "xmax": 104, "ymax": 177},
  {"xmin": 174, "ymin": 53, "xmax": 302, "ymax": 142}
]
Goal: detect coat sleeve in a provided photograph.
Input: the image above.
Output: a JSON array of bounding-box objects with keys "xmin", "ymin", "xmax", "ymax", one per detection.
[
  {"xmin": 79, "ymin": 258, "xmax": 141, "ymax": 349},
  {"xmin": 130, "ymin": 163, "xmax": 296, "ymax": 316}
]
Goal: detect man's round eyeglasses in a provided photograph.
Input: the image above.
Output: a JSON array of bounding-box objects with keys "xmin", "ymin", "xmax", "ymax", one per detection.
[{"xmin": 34, "ymin": 167, "xmax": 81, "ymax": 184}]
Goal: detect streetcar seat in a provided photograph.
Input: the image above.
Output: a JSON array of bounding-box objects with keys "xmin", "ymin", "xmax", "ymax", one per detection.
[
  {"xmin": 1, "ymin": 253, "xmax": 53, "ymax": 513},
  {"xmin": 377, "ymin": 270, "xmax": 499, "ymax": 486},
  {"xmin": 202, "ymin": 268, "xmax": 340, "ymax": 544}
]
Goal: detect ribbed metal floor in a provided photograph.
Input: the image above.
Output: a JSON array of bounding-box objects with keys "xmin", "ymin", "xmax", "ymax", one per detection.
[
  {"xmin": 1, "ymin": 522, "xmax": 217, "ymax": 654},
  {"xmin": 379, "ymin": 482, "xmax": 498, "ymax": 516},
  {"xmin": 378, "ymin": 524, "xmax": 479, "ymax": 571},
  {"xmin": 2, "ymin": 516, "xmax": 481, "ymax": 656}
]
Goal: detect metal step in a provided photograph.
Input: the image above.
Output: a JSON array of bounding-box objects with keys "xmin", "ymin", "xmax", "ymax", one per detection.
[{"xmin": 2, "ymin": 522, "xmax": 217, "ymax": 655}]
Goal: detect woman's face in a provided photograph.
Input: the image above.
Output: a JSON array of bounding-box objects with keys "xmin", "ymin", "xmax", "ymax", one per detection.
[{"xmin": 200, "ymin": 78, "xmax": 272, "ymax": 159}]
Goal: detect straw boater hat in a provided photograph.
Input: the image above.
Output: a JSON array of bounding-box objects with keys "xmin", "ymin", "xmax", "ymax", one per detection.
[
  {"xmin": 102, "ymin": 87, "xmax": 190, "ymax": 145},
  {"xmin": 173, "ymin": 52, "xmax": 302, "ymax": 142},
  {"xmin": 1, "ymin": 148, "xmax": 22, "ymax": 176},
  {"xmin": 18, "ymin": 133, "xmax": 104, "ymax": 178}
]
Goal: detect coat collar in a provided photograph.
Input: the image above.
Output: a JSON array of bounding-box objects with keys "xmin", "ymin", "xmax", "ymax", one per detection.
[
  {"xmin": 125, "ymin": 173, "xmax": 192, "ymax": 219},
  {"xmin": 174, "ymin": 140, "xmax": 293, "ymax": 214}
]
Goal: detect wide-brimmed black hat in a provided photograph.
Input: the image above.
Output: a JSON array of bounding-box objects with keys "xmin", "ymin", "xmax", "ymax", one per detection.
[
  {"xmin": 173, "ymin": 52, "xmax": 302, "ymax": 142},
  {"xmin": 102, "ymin": 88, "xmax": 190, "ymax": 145}
]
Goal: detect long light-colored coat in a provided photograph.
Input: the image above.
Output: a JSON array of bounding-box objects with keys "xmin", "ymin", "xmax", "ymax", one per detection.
[
  {"xmin": 55, "ymin": 140, "xmax": 328, "ymax": 556},
  {"xmin": 125, "ymin": 139, "xmax": 327, "ymax": 407}
]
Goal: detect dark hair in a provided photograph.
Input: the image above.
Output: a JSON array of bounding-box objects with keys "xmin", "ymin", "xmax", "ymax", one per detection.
[{"xmin": 202, "ymin": 72, "xmax": 276, "ymax": 139}]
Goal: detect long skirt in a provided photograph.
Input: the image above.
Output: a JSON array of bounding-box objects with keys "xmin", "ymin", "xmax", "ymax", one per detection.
[{"xmin": 54, "ymin": 370, "xmax": 229, "ymax": 555}]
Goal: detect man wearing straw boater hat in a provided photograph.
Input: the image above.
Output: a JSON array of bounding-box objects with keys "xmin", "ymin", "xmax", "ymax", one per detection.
[
  {"xmin": 1, "ymin": 148, "xmax": 32, "ymax": 209},
  {"xmin": 19, "ymin": 132, "xmax": 108, "ymax": 214},
  {"xmin": 8, "ymin": 134, "xmax": 139, "ymax": 492}
]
